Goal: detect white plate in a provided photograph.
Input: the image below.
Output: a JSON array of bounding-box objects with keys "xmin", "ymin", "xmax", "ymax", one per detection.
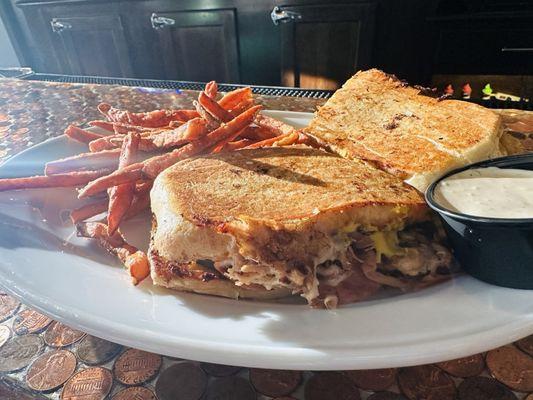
[{"xmin": 0, "ymin": 110, "xmax": 532, "ymax": 370}]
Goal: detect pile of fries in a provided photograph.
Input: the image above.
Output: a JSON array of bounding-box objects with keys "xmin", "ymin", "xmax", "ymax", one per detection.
[{"xmin": 0, "ymin": 82, "xmax": 308, "ymax": 284}]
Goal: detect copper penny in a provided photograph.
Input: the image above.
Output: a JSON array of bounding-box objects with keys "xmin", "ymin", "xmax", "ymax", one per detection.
[
  {"xmin": 76, "ymin": 335, "xmax": 122, "ymax": 365},
  {"xmin": 61, "ymin": 367, "xmax": 113, "ymax": 400},
  {"xmin": 113, "ymin": 348, "xmax": 162, "ymax": 385},
  {"xmin": 0, "ymin": 376, "xmax": 48, "ymax": 400},
  {"xmin": 201, "ymin": 362, "xmax": 241, "ymax": 377},
  {"xmin": 26, "ymin": 349, "xmax": 77, "ymax": 391},
  {"xmin": 305, "ymin": 372, "xmax": 360, "ymax": 400},
  {"xmin": 0, "ymin": 325, "xmax": 11, "ymax": 348},
  {"xmin": 457, "ymin": 376, "xmax": 517, "ymax": 400},
  {"xmin": 516, "ymin": 335, "xmax": 533, "ymax": 357},
  {"xmin": 156, "ymin": 362, "xmax": 207, "ymax": 400},
  {"xmin": 250, "ymin": 368, "xmax": 301, "ymax": 397},
  {"xmin": 0, "ymin": 334, "xmax": 44, "ymax": 372},
  {"xmin": 344, "ymin": 368, "xmax": 396, "ymax": 391},
  {"xmin": 44, "ymin": 321, "xmax": 86, "ymax": 348},
  {"xmin": 437, "ymin": 354, "xmax": 485, "ymax": 377},
  {"xmin": 368, "ymin": 393, "xmax": 407, "ymax": 400},
  {"xmin": 0, "ymin": 292, "xmax": 20, "ymax": 322},
  {"xmin": 206, "ymin": 376, "xmax": 256, "ymax": 400},
  {"xmin": 486, "ymin": 344, "xmax": 533, "ymax": 391},
  {"xmin": 397, "ymin": 365, "xmax": 456, "ymax": 400},
  {"xmin": 12, "ymin": 309, "xmax": 52, "ymax": 335},
  {"xmin": 112, "ymin": 386, "xmax": 157, "ymax": 400}
]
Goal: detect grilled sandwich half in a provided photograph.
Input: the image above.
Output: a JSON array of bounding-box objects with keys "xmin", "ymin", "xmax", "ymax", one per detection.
[
  {"xmin": 304, "ymin": 69, "xmax": 504, "ymax": 191},
  {"xmin": 149, "ymin": 147, "xmax": 454, "ymax": 307}
]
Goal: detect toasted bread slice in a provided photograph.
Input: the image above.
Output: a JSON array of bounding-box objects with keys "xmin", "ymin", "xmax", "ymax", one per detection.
[
  {"xmin": 305, "ymin": 69, "xmax": 504, "ymax": 191},
  {"xmin": 150, "ymin": 147, "xmax": 437, "ymax": 305}
]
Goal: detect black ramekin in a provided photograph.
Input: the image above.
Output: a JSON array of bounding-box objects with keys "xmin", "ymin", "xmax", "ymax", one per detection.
[{"xmin": 425, "ymin": 153, "xmax": 533, "ymax": 289}]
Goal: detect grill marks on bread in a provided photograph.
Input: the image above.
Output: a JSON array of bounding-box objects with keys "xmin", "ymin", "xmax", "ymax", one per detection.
[{"xmin": 305, "ymin": 69, "xmax": 502, "ymax": 190}]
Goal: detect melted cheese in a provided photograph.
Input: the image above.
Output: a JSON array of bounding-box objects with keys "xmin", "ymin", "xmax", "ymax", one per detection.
[{"xmin": 370, "ymin": 231, "xmax": 406, "ymax": 262}]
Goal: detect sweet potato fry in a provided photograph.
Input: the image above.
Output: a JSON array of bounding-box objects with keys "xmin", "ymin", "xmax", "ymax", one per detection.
[
  {"xmin": 218, "ymin": 87, "xmax": 253, "ymax": 111},
  {"xmin": 79, "ymin": 105, "xmax": 262, "ymax": 197},
  {"xmin": 199, "ymin": 92, "xmax": 232, "ymax": 122},
  {"xmin": 65, "ymin": 125, "xmax": 104, "ymax": 144},
  {"xmin": 87, "ymin": 120, "xmax": 114, "ymax": 132},
  {"xmin": 0, "ymin": 170, "xmax": 110, "ymax": 192},
  {"xmin": 89, "ymin": 120, "xmax": 153, "ymax": 134},
  {"xmin": 194, "ymin": 100, "xmax": 220, "ymax": 130},
  {"xmin": 275, "ymin": 131, "xmax": 300, "ymax": 146},
  {"xmin": 244, "ymin": 131, "xmax": 300, "ymax": 149},
  {"xmin": 204, "ymin": 105, "xmax": 262, "ymax": 144},
  {"xmin": 70, "ymin": 200, "xmax": 108, "ymax": 224},
  {"xmin": 205, "ymin": 80, "xmax": 218, "ymax": 99},
  {"xmin": 230, "ymin": 98, "xmax": 255, "ymax": 116},
  {"xmin": 168, "ymin": 120, "xmax": 185, "ymax": 128},
  {"xmin": 107, "ymin": 183, "xmax": 134, "ymax": 233},
  {"xmin": 97, "ymin": 103, "xmax": 112, "ymax": 116},
  {"xmin": 99, "ymin": 103, "xmax": 199, "ymax": 128},
  {"xmin": 169, "ymin": 110, "xmax": 199, "ymax": 122},
  {"xmin": 45, "ymin": 149, "xmax": 121, "ymax": 175},
  {"xmin": 90, "ymin": 133, "xmax": 160, "ymax": 152},
  {"xmin": 150, "ymin": 118, "xmax": 208, "ymax": 149},
  {"xmin": 138, "ymin": 145, "xmax": 202, "ymax": 180},
  {"xmin": 107, "ymin": 132, "xmax": 140, "ymax": 234},
  {"xmin": 77, "ymin": 164, "xmax": 143, "ymax": 198},
  {"xmin": 89, "ymin": 136, "xmax": 117, "ymax": 152},
  {"xmin": 76, "ymin": 221, "xmax": 149, "ymax": 284},
  {"xmin": 109, "ymin": 136, "xmax": 158, "ymax": 152},
  {"xmin": 134, "ymin": 180, "xmax": 153, "ymax": 194},
  {"xmin": 124, "ymin": 251, "xmax": 150, "ymax": 285},
  {"xmin": 142, "ymin": 105, "xmax": 262, "ymax": 178},
  {"xmin": 295, "ymin": 132, "xmax": 321, "ymax": 148},
  {"xmin": 213, "ymin": 139, "xmax": 253, "ymax": 153},
  {"xmin": 254, "ymin": 114, "xmax": 296, "ymax": 136}
]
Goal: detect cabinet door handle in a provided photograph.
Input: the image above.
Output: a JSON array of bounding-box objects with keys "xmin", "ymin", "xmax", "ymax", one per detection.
[
  {"xmin": 50, "ymin": 19, "xmax": 72, "ymax": 33},
  {"xmin": 501, "ymin": 47, "xmax": 533, "ymax": 52},
  {"xmin": 270, "ymin": 6, "xmax": 302, "ymax": 25},
  {"xmin": 151, "ymin": 13, "xmax": 175, "ymax": 30}
]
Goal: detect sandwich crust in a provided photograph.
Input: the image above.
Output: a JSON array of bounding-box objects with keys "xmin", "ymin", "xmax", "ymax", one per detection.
[
  {"xmin": 150, "ymin": 147, "xmax": 427, "ymax": 262},
  {"xmin": 305, "ymin": 69, "xmax": 503, "ymax": 191},
  {"xmin": 154, "ymin": 146, "xmax": 425, "ymax": 224}
]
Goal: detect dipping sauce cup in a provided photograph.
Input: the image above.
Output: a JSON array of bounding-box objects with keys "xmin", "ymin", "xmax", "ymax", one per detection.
[{"xmin": 425, "ymin": 154, "xmax": 533, "ymax": 289}]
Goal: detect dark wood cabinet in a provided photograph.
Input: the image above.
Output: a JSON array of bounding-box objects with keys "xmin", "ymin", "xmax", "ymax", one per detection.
[
  {"xmin": 14, "ymin": 2, "xmax": 134, "ymax": 77},
  {"xmin": 274, "ymin": 3, "xmax": 375, "ymax": 89},
  {"xmin": 148, "ymin": 9, "xmax": 240, "ymax": 82},
  {"xmin": 49, "ymin": 14, "xmax": 133, "ymax": 77},
  {"xmin": 8, "ymin": 0, "xmax": 526, "ymax": 87}
]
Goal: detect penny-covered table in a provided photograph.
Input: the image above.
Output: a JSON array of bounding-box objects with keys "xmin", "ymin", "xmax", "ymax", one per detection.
[{"xmin": 0, "ymin": 78, "xmax": 532, "ymax": 400}]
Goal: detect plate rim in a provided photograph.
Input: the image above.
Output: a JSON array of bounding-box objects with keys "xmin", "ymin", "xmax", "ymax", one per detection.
[
  {"xmin": 0, "ymin": 109, "xmax": 532, "ymax": 370},
  {"xmin": 1, "ymin": 274, "xmax": 532, "ymax": 370}
]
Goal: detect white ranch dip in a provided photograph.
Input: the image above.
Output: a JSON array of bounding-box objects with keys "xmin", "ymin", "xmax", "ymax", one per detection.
[{"xmin": 434, "ymin": 167, "xmax": 533, "ymax": 219}]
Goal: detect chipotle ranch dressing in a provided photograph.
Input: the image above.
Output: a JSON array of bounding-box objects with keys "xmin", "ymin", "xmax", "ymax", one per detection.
[{"xmin": 434, "ymin": 167, "xmax": 533, "ymax": 219}]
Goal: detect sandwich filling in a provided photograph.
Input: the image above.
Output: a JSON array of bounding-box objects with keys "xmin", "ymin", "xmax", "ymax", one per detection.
[{"xmin": 186, "ymin": 219, "xmax": 453, "ymax": 308}]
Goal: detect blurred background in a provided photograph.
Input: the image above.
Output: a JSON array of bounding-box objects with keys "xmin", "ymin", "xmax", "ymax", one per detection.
[{"xmin": 0, "ymin": 0, "xmax": 531, "ymax": 101}]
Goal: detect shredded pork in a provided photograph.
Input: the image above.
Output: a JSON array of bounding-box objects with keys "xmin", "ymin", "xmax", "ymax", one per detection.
[{"xmin": 205, "ymin": 224, "xmax": 454, "ymax": 308}]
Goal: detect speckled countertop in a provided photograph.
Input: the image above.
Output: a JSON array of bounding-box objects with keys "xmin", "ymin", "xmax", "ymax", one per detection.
[{"xmin": 0, "ymin": 78, "xmax": 532, "ymax": 400}]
